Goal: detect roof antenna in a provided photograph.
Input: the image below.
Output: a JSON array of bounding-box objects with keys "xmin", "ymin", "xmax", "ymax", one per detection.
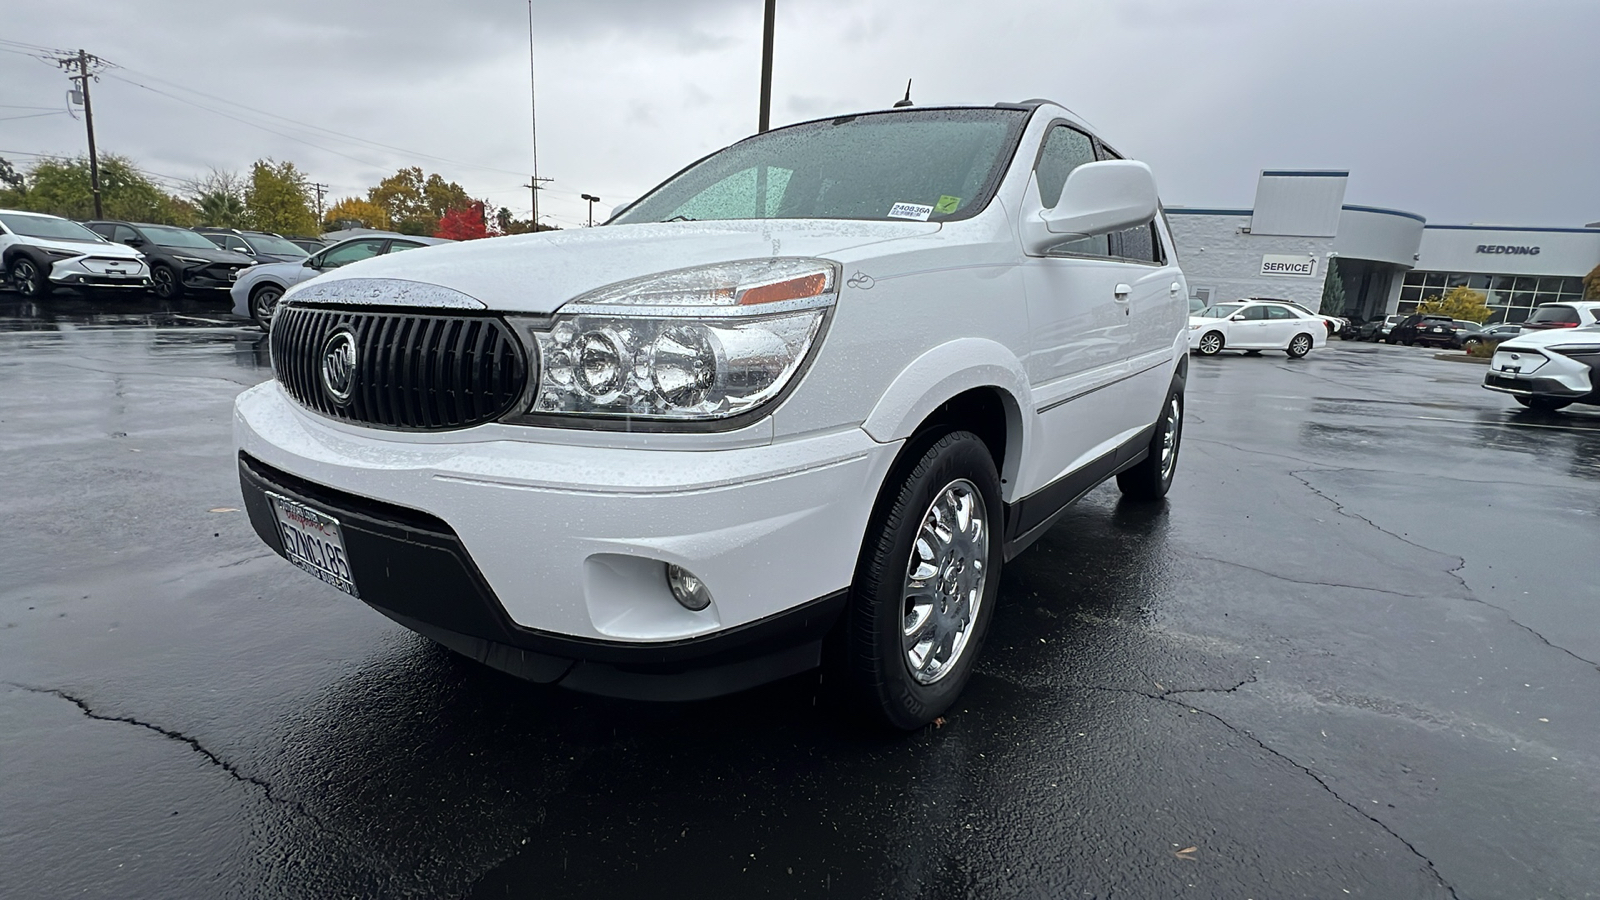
[{"xmin": 893, "ymin": 79, "xmax": 913, "ymax": 108}]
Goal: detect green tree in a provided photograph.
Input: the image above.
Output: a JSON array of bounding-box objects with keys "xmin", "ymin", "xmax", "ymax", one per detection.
[
  {"xmin": 244, "ymin": 159, "xmax": 317, "ymax": 235},
  {"xmin": 323, "ymin": 196, "xmax": 390, "ymax": 231},
  {"xmin": 188, "ymin": 168, "xmax": 248, "ymax": 228},
  {"xmin": 1584, "ymin": 263, "xmax": 1600, "ymax": 300},
  {"xmin": 1417, "ymin": 285, "xmax": 1493, "ymax": 323},
  {"xmin": 367, "ymin": 167, "xmax": 473, "ymax": 235},
  {"xmin": 1319, "ymin": 258, "xmax": 1347, "ymax": 317},
  {"xmin": 18, "ymin": 155, "xmax": 192, "ymax": 224},
  {"xmin": 0, "ymin": 157, "xmax": 23, "ymax": 207}
]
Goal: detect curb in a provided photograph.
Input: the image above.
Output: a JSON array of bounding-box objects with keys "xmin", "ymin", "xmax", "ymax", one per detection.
[{"xmin": 1434, "ymin": 353, "xmax": 1491, "ymax": 365}]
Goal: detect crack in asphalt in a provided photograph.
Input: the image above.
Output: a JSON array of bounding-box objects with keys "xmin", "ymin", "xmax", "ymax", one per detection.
[
  {"xmin": 1180, "ymin": 553, "xmax": 1438, "ymax": 600},
  {"xmin": 1287, "ymin": 469, "xmax": 1600, "ymax": 673},
  {"xmin": 8, "ymin": 683, "xmax": 325, "ymax": 827},
  {"xmin": 1088, "ymin": 680, "xmax": 1462, "ymax": 899}
]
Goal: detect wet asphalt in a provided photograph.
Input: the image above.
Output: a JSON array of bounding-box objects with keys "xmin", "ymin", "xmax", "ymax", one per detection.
[{"xmin": 1, "ymin": 291, "xmax": 1597, "ymax": 900}]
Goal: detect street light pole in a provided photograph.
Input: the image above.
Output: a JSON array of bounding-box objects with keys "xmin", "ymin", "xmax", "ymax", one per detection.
[
  {"xmin": 581, "ymin": 194, "xmax": 601, "ymax": 228},
  {"xmin": 758, "ymin": 0, "xmax": 775, "ymax": 133}
]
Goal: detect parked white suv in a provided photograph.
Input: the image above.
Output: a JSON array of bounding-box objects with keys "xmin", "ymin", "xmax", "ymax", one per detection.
[
  {"xmin": 1, "ymin": 209, "xmax": 149, "ymax": 296},
  {"xmin": 1483, "ymin": 324, "xmax": 1600, "ymax": 412},
  {"xmin": 234, "ymin": 102, "xmax": 1189, "ymax": 728}
]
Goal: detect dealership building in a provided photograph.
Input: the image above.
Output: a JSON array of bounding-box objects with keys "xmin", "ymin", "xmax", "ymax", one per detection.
[{"xmin": 1167, "ymin": 170, "xmax": 1600, "ymax": 323}]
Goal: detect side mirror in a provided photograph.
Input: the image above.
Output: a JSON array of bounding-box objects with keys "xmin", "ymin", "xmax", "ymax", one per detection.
[
  {"xmin": 1022, "ymin": 160, "xmax": 1161, "ymax": 256},
  {"xmin": 1230, "ymin": 314, "xmax": 1247, "ymax": 321},
  {"xmin": 303, "ymin": 258, "xmax": 319, "ymax": 269},
  {"xmin": 124, "ymin": 237, "xmax": 144, "ymax": 247}
]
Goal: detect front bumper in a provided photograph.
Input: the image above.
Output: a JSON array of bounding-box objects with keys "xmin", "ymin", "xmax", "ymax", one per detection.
[
  {"xmin": 1483, "ymin": 348, "xmax": 1598, "ymax": 401},
  {"xmin": 233, "ymin": 382, "xmax": 898, "ymax": 699},
  {"xmin": 48, "ymin": 256, "xmax": 150, "ymax": 288}
]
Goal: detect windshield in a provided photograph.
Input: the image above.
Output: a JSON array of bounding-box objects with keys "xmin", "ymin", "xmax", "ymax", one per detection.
[
  {"xmin": 244, "ymin": 233, "xmax": 310, "ymax": 257},
  {"xmin": 142, "ymin": 224, "xmax": 223, "ymax": 250},
  {"xmin": 613, "ymin": 108, "xmax": 1029, "ymax": 225},
  {"xmin": 1200, "ymin": 304, "xmax": 1243, "ymax": 318},
  {"xmin": 0, "ymin": 213, "xmax": 106, "ymax": 243}
]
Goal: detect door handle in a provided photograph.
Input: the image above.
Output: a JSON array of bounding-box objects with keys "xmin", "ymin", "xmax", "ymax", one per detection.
[
  {"xmin": 1113, "ymin": 283, "xmax": 1131, "ymax": 301},
  {"xmin": 1170, "ymin": 282, "xmax": 1181, "ymax": 295}
]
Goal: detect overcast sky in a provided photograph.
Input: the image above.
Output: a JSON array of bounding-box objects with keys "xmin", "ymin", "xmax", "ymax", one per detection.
[{"xmin": 2, "ymin": 0, "xmax": 1596, "ymax": 230}]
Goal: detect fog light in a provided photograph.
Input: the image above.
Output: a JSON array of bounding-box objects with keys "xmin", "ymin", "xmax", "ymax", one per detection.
[{"xmin": 666, "ymin": 564, "xmax": 712, "ymax": 611}]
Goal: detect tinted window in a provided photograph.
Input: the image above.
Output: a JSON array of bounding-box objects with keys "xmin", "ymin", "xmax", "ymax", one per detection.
[
  {"xmin": 1112, "ymin": 222, "xmax": 1161, "ymax": 263},
  {"xmin": 1240, "ymin": 306, "xmax": 1269, "ymax": 321},
  {"xmin": 1528, "ymin": 305, "xmax": 1579, "ymax": 325},
  {"xmin": 112, "ymin": 225, "xmax": 139, "ymax": 244},
  {"xmin": 1264, "ymin": 305, "xmax": 1296, "ymax": 320},
  {"xmin": 614, "ymin": 108, "xmax": 1028, "ymax": 224},
  {"xmin": 317, "ymin": 239, "xmax": 387, "ymax": 268},
  {"xmin": 1034, "ymin": 125, "xmax": 1097, "ymax": 208},
  {"xmin": 386, "ymin": 240, "xmax": 426, "ymax": 253}
]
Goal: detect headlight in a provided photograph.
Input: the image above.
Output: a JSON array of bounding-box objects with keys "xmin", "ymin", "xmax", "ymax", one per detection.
[
  {"xmin": 42, "ymin": 249, "xmax": 79, "ymax": 260},
  {"xmin": 503, "ymin": 258, "xmax": 837, "ymax": 426},
  {"xmin": 174, "ymin": 256, "xmax": 212, "ymax": 265}
]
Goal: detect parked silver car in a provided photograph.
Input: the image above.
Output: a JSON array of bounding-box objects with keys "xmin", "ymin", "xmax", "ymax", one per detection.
[{"xmin": 231, "ymin": 232, "xmax": 451, "ymax": 329}]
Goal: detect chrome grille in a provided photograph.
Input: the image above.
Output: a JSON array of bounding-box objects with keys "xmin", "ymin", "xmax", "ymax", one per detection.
[{"xmin": 270, "ymin": 305, "xmax": 528, "ymax": 430}]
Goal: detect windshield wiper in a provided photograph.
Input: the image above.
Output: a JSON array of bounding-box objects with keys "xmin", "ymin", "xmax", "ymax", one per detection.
[{"xmin": 663, "ymin": 215, "xmax": 696, "ymax": 222}]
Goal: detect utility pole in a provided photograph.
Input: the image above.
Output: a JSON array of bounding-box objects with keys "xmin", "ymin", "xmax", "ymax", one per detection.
[
  {"xmin": 581, "ymin": 193, "xmax": 601, "ymax": 227},
  {"xmin": 58, "ymin": 49, "xmax": 104, "ymax": 218},
  {"xmin": 311, "ymin": 182, "xmax": 328, "ymax": 223},
  {"xmin": 758, "ymin": 0, "xmax": 775, "ymax": 132},
  {"xmin": 524, "ymin": 176, "xmax": 553, "ymax": 228}
]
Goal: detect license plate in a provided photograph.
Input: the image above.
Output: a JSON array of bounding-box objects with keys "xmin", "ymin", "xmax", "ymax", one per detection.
[
  {"xmin": 268, "ymin": 493, "xmax": 358, "ymax": 597},
  {"xmin": 108, "ymin": 272, "xmax": 126, "ymax": 278}
]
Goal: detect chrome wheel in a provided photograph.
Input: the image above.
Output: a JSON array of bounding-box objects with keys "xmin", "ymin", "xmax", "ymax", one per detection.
[
  {"xmin": 1197, "ymin": 332, "xmax": 1223, "ymax": 356},
  {"xmin": 1288, "ymin": 334, "xmax": 1313, "ymax": 358},
  {"xmin": 902, "ymin": 478, "xmax": 988, "ymax": 685},
  {"xmin": 1159, "ymin": 396, "xmax": 1181, "ymax": 480}
]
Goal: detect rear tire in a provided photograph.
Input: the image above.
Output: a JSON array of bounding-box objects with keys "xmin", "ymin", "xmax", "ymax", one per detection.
[
  {"xmin": 1515, "ymin": 396, "xmax": 1572, "ymax": 412},
  {"xmin": 9, "ymin": 257, "xmax": 51, "ymax": 298},
  {"xmin": 1196, "ymin": 331, "xmax": 1224, "ymax": 356},
  {"xmin": 1286, "ymin": 333, "xmax": 1314, "ymax": 358},
  {"xmin": 1117, "ymin": 388, "xmax": 1183, "ymax": 501},
  {"xmin": 837, "ymin": 430, "xmax": 1002, "ymax": 730}
]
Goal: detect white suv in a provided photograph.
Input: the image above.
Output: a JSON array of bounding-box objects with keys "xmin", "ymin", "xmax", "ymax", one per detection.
[
  {"xmin": 1, "ymin": 209, "xmax": 150, "ymax": 296},
  {"xmin": 234, "ymin": 102, "xmax": 1189, "ymax": 728}
]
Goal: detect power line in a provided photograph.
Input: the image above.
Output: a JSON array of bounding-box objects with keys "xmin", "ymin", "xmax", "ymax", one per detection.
[
  {"xmin": 0, "ymin": 111, "xmax": 67, "ymax": 122},
  {"xmin": 105, "ymin": 63, "xmax": 530, "ymax": 179}
]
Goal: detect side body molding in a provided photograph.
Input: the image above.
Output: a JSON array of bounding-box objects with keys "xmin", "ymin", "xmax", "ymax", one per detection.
[{"xmin": 860, "ymin": 338, "xmax": 1033, "ymax": 501}]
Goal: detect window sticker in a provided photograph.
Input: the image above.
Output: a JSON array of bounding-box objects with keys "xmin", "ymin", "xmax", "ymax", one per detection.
[
  {"xmin": 934, "ymin": 195, "xmax": 962, "ymax": 215},
  {"xmin": 887, "ymin": 202, "xmax": 934, "ymax": 221}
]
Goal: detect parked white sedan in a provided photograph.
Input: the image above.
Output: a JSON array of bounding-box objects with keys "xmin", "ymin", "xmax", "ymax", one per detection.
[{"xmin": 1189, "ymin": 300, "xmax": 1328, "ymax": 358}]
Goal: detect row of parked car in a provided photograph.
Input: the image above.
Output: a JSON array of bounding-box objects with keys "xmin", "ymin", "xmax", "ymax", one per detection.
[{"xmin": 0, "ymin": 208, "xmax": 450, "ymax": 329}]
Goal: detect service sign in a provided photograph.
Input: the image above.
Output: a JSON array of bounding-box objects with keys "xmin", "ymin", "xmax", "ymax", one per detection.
[{"xmin": 1260, "ymin": 254, "xmax": 1319, "ymax": 277}]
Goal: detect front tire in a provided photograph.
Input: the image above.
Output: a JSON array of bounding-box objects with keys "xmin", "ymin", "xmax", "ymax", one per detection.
[
  {"xmin": 250, "ymin": 284, "xmax": 283, "ymax": 331},
  {"xmin": 1515, "ymin": 396, "xmax": 1572, "ymax": 412},
  {"xmin": 9, "ymin": 257, "xmax": 51, "ymax": 298},
  {"xmin": 1286, "ymin": 333, "xmax": 1314, "ymax": 358},
  {"xmin": 839, "ymin": 431, "xmax": 1002, "ymax": 730},
  {"xmin": 1117, "ymin": 389, "xmax": 1183, "ymax": 501},
  {"xmin": 150, "ymin": 264, "xmax": 182, "ymax": 300},
  {"xmin": 1196, "ymin": 331, "xmax": 1224, "ymax": 356}
]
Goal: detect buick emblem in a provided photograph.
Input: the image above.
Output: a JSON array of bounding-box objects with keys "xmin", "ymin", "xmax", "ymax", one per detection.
[{"xmin": 320, "ymin": 330, "xmax": 357, "ymax": 405}]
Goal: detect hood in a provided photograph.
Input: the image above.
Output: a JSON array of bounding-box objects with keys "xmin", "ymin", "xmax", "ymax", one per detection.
[
  {"xmin": 295, "ymin": 220, "xmax": 940, "ymax": 313},
  {"xmin": 29, "ymin": 235, "xmax": 143, "ymax": 261},
  {"xmin": 1495, "ymin": 325, "xmax": 1600, "ymax": 352},
  {"xmin": 156, "ymin": 243, "xmax": 255, "ymax": 265}
]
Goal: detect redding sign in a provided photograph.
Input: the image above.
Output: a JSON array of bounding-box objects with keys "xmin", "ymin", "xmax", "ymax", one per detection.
[{"xmin": 1260, "ymin": 254, "xmax": 1319, "ymax": 277}]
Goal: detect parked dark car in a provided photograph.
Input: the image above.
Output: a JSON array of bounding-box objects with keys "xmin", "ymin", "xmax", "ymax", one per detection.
[
  {"xmin": 1460, "ymin": 323, "xmax": 1526, "ymax": 350},
  {"xmin": 1387, "ymin": 313, "xmax": 1458, "ymax": 347},
  {"xmin": 281, "ymin": 236, "xmax": 328, "ymax": 254},
  {"xmin": 193, "ymin": 227, "xmax": 311, "ymax": 264},
  {"xmin": 84, "ymin": 220, "xmax": 256, "ymax": 300}
]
